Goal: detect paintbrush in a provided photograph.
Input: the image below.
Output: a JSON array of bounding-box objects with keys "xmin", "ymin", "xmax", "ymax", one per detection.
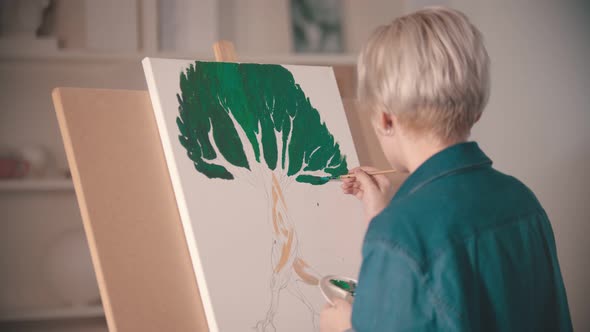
[{"xmin": 328, "ymin": 169, "xmax": 398, "ymax": 181}]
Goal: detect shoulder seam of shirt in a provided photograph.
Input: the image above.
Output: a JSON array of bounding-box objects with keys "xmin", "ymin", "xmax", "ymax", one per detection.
[
  {"xmin": 367, "ymin": 239, "xmax": 463, "ymax": 320},
  {"xmin": 371, "ymin": 206, "xmax": 546, "ymax": 268},
  {"xmin": 394, "ymin": 160, "xmax": 491, "ymax": 201},
  {"xmin": 376, "ymin": 163, "xmax": 493, "ymax": 225},
  {"xmin": 430, "ymin": 207, "xmax": 547, "ymax": 262}
]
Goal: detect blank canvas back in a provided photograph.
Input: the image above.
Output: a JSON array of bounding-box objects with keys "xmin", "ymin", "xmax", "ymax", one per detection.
[{"xmin": 52, "ymin": 88, "xmax": 208, "ymax": 332}]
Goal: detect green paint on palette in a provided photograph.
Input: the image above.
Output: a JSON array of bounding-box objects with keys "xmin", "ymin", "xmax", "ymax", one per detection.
[
  {"xmin": 330, "ymin": 279, "xmax": 356, "ymax": 295},
  {"xmin": 176, "ymin": 61, "xmax": 348, "ymax": 185}
]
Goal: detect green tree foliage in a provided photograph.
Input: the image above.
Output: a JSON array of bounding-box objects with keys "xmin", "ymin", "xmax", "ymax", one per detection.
[{"xmin": 176, "ymin": 61, "xmax": 347, "ymax": 185}]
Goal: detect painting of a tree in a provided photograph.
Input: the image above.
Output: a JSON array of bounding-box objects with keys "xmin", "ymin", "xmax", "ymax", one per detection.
[
  {"xmin": 176, "ymin": 62, "xmax": 348, "ymax": 331},
  {"xmin": 177, "ymin": 62, "xmax": 348, "ymax": 184}
]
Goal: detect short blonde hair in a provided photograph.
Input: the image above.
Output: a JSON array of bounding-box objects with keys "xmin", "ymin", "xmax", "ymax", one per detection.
[{"xmin": 357, "ymin": 7, "xmax": 490, "ymax": 142}]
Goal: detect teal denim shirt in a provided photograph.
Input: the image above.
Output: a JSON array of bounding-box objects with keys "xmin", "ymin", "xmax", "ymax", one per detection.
[{"xmin": 350, "ymin": 142, "xmax": 572, "ymax": 332}]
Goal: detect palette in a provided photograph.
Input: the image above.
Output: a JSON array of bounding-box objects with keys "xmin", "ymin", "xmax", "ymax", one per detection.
[{"xmin": 319, "ymin": 275, "xmax": 357, "ymax": 305}]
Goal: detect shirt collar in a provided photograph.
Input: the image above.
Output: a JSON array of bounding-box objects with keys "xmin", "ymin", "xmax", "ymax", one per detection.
[{"xmin": 393, "ymin": 142, "xmax": 492, "ymax": 199}]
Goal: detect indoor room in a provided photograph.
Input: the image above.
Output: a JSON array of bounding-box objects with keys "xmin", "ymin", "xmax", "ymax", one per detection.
[{"xmin": 0, "ymin": 1, "xmax": 588, "ymax": 331}]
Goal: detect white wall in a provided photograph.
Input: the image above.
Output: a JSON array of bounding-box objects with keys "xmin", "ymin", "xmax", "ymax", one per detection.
[
  {"xmin": 449, "ymin": 1, "xmax": 590, "ymax": 330},
  {"xmin": 343, "ymin": 0, "xmax": 404, "ymax": 52},
  {"xmin": 159, "ymin": 0, "xmax": 218, "ymax": 53}
]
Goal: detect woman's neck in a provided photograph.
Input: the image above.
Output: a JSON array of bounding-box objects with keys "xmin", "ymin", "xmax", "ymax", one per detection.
[{"xmin": 403, "ymin": 137, "xmax": 465, "ymax": 173}]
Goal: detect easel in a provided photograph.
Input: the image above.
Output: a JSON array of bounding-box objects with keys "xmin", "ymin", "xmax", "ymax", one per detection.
[{"xmin": 52, "ymin": 41, "xmax": 396, "ymax": 332}]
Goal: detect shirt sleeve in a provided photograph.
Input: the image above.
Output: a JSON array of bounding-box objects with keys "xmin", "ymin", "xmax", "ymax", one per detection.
[{"xmin": 351, "ymin": 240, "xmax": 454, "ymax": 332}]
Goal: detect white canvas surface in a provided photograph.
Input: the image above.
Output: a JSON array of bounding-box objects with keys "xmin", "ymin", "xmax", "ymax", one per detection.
[{"xmin": 143, "ymin": 57, "xmax": 364, "ymax": 332}]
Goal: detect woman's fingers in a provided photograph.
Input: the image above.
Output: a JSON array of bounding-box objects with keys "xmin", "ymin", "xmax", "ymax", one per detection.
[
  {"xmin": 341, "ymin": 181, "xmax": 360, "ymax": 189},
  {"xmin": 342, "ymin": 185, "xmax": 361, "ymax": 196},
  {"xmin": 341, "ymin": 181, "xmax": 354, "ymax": 193},
  {"xmin": 341, "ymin": 179, "xmax": 355, "ymax": 187},
  {"xmin": 352, "ymin": 166, "xmax": 393, "ymax": 193},
  {"xmin": 342, "ymin": 166, "xmax": 390, "ymax": 201},
  {"xmin": 352, "ymin": 168, "xmax": 379, "ymax": 191},
  {"xmin": 342, "ymin": 176, "xmax": 355, "ymax": 183}
]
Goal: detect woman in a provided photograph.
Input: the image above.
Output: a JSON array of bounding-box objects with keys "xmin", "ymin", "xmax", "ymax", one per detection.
[{"xmin": 320, "ymin": 7, "xmax": 572, "ymax": 332}]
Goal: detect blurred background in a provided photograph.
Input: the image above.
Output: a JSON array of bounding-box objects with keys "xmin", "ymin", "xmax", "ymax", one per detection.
[{"xmin": 0, "ymin": 0, "xmax": 588, "ymax": 331}]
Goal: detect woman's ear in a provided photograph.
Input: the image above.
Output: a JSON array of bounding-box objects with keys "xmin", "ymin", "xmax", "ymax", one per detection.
[{"xmin": 377, "ymin": 111, "xmax": 395, "ymax": 136}]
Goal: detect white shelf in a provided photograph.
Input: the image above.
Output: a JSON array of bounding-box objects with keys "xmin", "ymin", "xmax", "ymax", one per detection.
[
  {"xmin": 0, "ymin": 179, "xmax": 74, "ymax": 192},
  {"xmin": 0, "ymin": 305, "xmax": 104, "ymax": 322},
  {"xmin": 0, "ymin": 50, "xmax": 357, "ymax": 65},
  {"xmin": 241, "ymin": 53, "xmax": 358, "ymax": 66},
  {"xmin": 0, "ymin": 50, "xmax": 165, "ymax": 63}
]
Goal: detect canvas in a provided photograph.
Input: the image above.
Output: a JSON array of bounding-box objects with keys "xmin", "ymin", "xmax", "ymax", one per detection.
[{"xmin": 142, "ymin": 58, "xmax": 364, "ymax": 332}]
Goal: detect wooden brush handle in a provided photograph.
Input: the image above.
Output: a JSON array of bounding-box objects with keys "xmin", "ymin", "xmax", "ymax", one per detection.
[{"xmin": 339, "ymin": 169, "xmax": 397, "ymax": 179}]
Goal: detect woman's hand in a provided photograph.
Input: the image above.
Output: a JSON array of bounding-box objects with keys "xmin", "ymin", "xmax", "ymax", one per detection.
[
  {"xmin": 320, "ymin": 298, "xmax": 352, "ymax": 332},
  {"xmin": 342, "ymin": 166, "xmax": 394, "ymax": 224}
]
